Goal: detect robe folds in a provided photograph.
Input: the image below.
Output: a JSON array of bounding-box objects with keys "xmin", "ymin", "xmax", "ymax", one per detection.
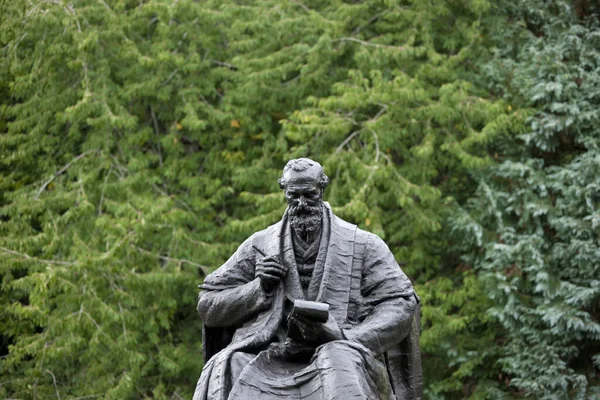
[{"xmin": 193, "ymin": 203, "xmax": 422, "ymax": 400}]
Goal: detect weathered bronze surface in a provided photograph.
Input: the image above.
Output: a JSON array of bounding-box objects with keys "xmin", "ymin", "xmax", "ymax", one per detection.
[{"xmin": 193, "ymin": 158, "xmax": 421, "ymax": 400}]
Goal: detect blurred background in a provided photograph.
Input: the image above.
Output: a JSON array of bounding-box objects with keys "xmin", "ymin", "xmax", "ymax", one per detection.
[{"xmin": 1, "ymin": 0, "xmax": 599, "ymax": 398}]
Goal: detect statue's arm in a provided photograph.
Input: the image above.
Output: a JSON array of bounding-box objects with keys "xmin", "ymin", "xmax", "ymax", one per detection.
[
  {"xmin": 198, "ymin": 279, "xmax": 271, "ymax": 327},
  {"xmin": 197, "ymin": 238, "xmax": 272, "ymax": 328},
  {"xmin": 343, "ymin": 234, "xmax": 417, "ymax": 354}
]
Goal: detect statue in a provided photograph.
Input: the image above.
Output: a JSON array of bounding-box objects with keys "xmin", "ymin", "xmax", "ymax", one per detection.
[{"xmin": 193, "ymin": 158, "xmax": 422, "ymax": 400}]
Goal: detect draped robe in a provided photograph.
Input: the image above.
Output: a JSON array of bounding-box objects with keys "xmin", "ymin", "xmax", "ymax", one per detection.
[{"xmin": 193, "ymin": 203, "xmax": 422, "ymax": 400}]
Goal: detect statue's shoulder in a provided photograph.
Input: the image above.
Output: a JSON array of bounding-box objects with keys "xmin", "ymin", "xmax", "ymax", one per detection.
[
  {"xmin": 331, "ymin": 212, "xmax": 389, "ymax": 255},
  {"xmin": 240, "ymin": 219, "xmax": 283, "ymax": 251},
  {"xmin": 330, "ymin": 212, "xmax": 378, "ymax": 242},
  {"xmin": 331, "ymin": 213, "xmax": 356, "ymax": 232},
  {"xmin": 252, "ymin": 220, "xmax": 283, "ymax": 240},
  {"xmin": 355, "ymin": 226, "xmax": 379, "ymax": 242}
]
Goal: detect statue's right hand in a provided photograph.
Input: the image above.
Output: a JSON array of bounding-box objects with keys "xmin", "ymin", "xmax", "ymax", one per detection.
[{"xmin": 256, "ymin": 255, "xmax": 287, "ymax": 292}]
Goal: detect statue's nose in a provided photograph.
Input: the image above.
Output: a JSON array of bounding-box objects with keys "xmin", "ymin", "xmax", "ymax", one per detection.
[{"xmin": 298, "ymin": 197, "xmax": 307, "ymax": 207}]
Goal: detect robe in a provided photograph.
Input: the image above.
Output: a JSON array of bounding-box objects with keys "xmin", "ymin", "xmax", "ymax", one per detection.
[{"xmin": 193, "ymin": 202, "xmax": 422, "ymax": 400}]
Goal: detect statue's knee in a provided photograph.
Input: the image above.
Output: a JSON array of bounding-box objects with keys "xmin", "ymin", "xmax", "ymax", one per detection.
[{"xmin": 317, "ymin": 340, "xmax": 365, "ymax": 359}]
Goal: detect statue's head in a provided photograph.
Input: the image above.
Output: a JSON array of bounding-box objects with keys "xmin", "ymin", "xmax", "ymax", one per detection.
[{"xmin": 278, "ymin": 158, "xmax": 329, "ymax": 235}]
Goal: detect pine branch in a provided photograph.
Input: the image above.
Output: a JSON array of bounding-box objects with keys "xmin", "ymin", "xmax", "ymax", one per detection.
[
  {"xmin": 334, "ymin": 37, "xmax": 407, "ymax": 51},
  {"xmin": 118, "ymin": 303, "xmax": 127, "ymax": 340},
  {"xmin": 150, "ymin": 105, "xmax": 160, "ymax": 136},
  {"xmin": 150, "ymin": 105, "xmax": 164, "ymax": 167},
  {"xmin": 161, "ymin": 68, "xmax": 179, "ymax": 85},
  {"xmin": 209, "ymin": 60, "xmax": 238, "ymax": 70},
  {"xmin": 34, "ymin": 149, "xmax": 100, "ymax": 199},
  {"xmin": 98, "ymin": 231, "xmax": 135, "ymax": 260},
  {"xmin": 97, "ymin": 165, "xmax": 113, "ymax": 215},
  {"xmin": 289, "ymin": 0, "xmax": 310, "ymax": 13},
  {"xmin": 336, "ymin": 106, "xmax": 386, "ymax": 157},
  {"xmin": 135, "ymin": 246, "xmax": 210, "ymax": 272},
  {"xmin": 336, "ymin": 129, "xmax": 364, "ymax": 153},
  {"xmin": 0, "ymin": 246, "xmax": 76, "ymax": 266},
  {"xmin": 351, "ymin": 12, "xmax": 383, "ymax": 36},
  {"xmin": 45, "ymin": 370, "xmax": 61, "ymax": 400},
  {"xmin": 368, "ymin": 128, "xmax": 381, "ymax": 163}
]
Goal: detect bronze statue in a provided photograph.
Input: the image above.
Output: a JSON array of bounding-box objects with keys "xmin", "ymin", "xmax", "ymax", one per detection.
[{"xmin": 193, "ymin": 158, "xmax": 421, "ymax": 400}]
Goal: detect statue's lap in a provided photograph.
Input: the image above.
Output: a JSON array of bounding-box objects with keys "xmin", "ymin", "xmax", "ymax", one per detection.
[{"xmin": 227, "ymin": 340, "xmax": 393, "ymax": 400}]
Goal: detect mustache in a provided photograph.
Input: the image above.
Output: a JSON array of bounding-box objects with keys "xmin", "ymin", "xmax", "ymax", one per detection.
[
  {"xmin": 289, "ymin": 204, "xmax": 322, "ymax": 234},
  {"xmin": 289, "ymin": 204, "xmax": 322, "ymax": 216}
]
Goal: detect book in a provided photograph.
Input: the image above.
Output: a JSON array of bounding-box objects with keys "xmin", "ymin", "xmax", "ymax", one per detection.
[{"xmin": 287, "ymin": 299, "xmax": 329, "ymax": 342}]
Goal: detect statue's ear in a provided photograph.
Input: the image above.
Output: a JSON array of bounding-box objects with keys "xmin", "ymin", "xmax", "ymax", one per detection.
[{"xmin": 320, "ymin": 174, "xmax": 330, "ymax": 192}]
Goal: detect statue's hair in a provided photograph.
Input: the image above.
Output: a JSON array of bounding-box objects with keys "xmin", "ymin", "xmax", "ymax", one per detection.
[{"xmin": 278, "ymin": 158, "xmax": 330, "ymax": 190}]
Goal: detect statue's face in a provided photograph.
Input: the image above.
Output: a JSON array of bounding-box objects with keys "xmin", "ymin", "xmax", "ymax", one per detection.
[
  {"xmin": 283, "ymin": 171, "xmax": 323, "ymax": 235},
  {"xmin": 285, "ymin": 182, "xmax": 322, "ymax": 210}
]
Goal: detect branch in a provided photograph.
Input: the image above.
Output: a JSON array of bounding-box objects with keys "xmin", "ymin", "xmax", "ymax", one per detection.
[
  {"xmin": 289, "ymin": 0, "xmax": 310, "ymax": 13},
  {"xmin": 135, "ymin": 247, "xmax": 210, "ymax": 273},
  {"xmin": 150, "ymin": 105, "xmax": 160, "ymax": 136},
  {"xmin": 370, "ymin": 104, "xmax": 388, "ymax": 122},
  {"xmin": 150, "ymin": 106, "xmax": 163, "ymax": 168},
  {"xmin": 336, "ymin": 129, "xmax": 364, "ymax": 153},
  {"xmin": 118, "ymin": 303, "xmax": 127, "ymax": 340},
  {"xmin": 81, "ymin": 309, "xmax": 110, "ymax": 339},
  {"xmin": 335, "ymin": 37, "xmax": 407, "ymax": 51},
  {"xmin": 45, "ymin": 370, "xmax": 61, "ymax": 400},
  {"xmin": 351, "ymin": 12, "xmax": 382, "ymax": 36},
  {"xmin": 150, "ymin": 184, "xmax": 198, "ymax": 222},
  {"xmin": 62, "ymin": 3, "xmax": 91, "ymax": 95},
  {"xmin": 368, "ymin": 128, "xmax": 381, "ymax": 163},
  {"xmin": 97, "ymin": 165, "xmax": 113, "ymax": 215},
  {"xmin": 98, "ymin": 231, "xmax": 135, "ymax": 260},
  {"xmin": 35, "ymin": 149, "xmax": 99, "ymax": 199},
  {"xmin": 0, "ymin": 247, "xmax": 76, "ymax": 266},
  {"xmin": 209, "ymin": 60, "xmax": 238, "ymax": 70},
  {"xmin": 161, "ymin": 68, "xmax": 179, "ymax": 85}
]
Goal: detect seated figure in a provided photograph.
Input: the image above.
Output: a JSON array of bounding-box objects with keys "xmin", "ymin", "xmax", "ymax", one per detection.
[{"xmin": 193, "ymin": 158, "xmax": 422, "ymax": 400}]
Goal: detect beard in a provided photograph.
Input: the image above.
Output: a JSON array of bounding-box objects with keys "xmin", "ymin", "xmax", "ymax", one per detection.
[{"xmin": 289, "ymin": 204, "xmax": 323, "ymax": 236}]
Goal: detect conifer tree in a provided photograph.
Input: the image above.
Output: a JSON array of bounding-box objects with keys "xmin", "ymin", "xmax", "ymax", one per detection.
[
  {"xmin": 453, "ymin": 1, "xmax": 600, "ymax": 398},
  {"xmin": 0, "ymin": 1, "xmax": 233, "ymax": 398}
]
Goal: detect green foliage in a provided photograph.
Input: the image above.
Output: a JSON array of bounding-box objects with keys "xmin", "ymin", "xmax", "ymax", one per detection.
[
  {"xmin": 452, "ymin": 1, "xmax": 600, "ymax": 398},
  {"xmin": 216, "ymin": 1, "xmax": 520, "ymax": 396},
  {"xmin": 0, "ymin": 1, "xmax": 230, "ymax": 398},
  {"xmin": 1, "ymin": 0, "xmax": 598, "ymax": 399}
]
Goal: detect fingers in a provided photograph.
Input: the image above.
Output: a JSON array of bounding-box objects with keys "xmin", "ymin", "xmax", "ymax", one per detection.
[
  {"xmin": 260, "ymin": 266, "xmax": 287, "ymax": 278},
  {"xmin": 257, "ymin": 263, "xmax": 286, "ymax": 275},
  {"xmin": 256, "ymin": 256, "xmax": 287, "ymax": 292},
  {"xmin": 256, "ymin": 273, "xmax": 281, "ymax": 287},
  {"xmin": 291, "ymin": 315, "xmax": 342, "ymax": 343},
  {"xmin": 256, "ymin": 259, "xmax": 287, "ymax": 278},
  {"xmin": 257, "ymin": 255, "xmax": 281, "ymax": 266},
  {"xmin": 260, "ymin": 255, "xmax": 279, "ymax": 263},
  {"xmin": 257, "ymin": 260, "xmax": 286, "ymax": 271}
]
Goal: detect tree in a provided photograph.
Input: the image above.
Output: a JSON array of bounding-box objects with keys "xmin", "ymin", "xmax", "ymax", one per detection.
[
  {"xmin": 0, "ymin": 1, "xmax": 232, "ymax": 398},
  {"xmin": 453, "ymin": 1, "xmax": 600, "ymax": 398}
]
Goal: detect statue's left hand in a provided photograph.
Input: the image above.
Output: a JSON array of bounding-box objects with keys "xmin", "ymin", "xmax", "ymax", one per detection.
[{"xmin": 291, "ymin": 314, "xmax": 344, "ymax": 344}]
